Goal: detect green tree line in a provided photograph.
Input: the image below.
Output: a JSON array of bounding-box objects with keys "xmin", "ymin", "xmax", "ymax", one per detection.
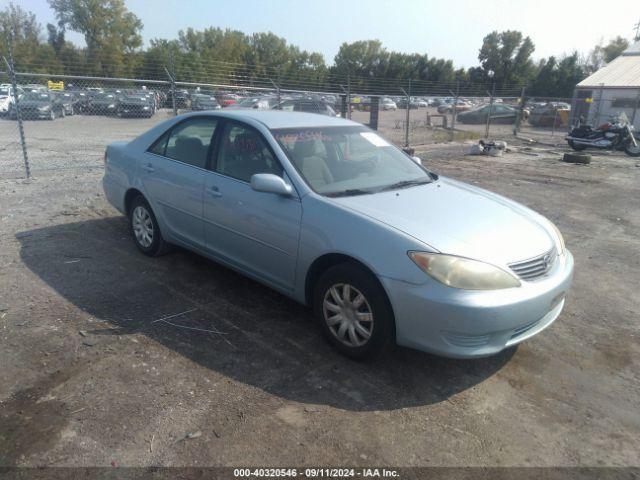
[{"xmin": 0, "ymin": 1, "xmax": 632, "ymax": 97}]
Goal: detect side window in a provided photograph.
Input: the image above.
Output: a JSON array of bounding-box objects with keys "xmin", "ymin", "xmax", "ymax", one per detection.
[
  {"xmin": 164, "ymin": 117, "xmax": 218, "ymax": 168},
  {"xmin": 216, "ymin": 124, "xmax": 283, "ymax": 182},
  {"xmin": 148, "ymin": 130, "xmax": 170, "ymax": 156}
]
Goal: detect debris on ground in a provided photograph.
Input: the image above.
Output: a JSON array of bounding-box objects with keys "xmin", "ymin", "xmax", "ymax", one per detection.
[{"xmin": 469, "ymin": 140, "xmax": 508, "ymax": 156}]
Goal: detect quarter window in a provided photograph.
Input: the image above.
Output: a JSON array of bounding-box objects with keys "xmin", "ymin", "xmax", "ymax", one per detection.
[
  {"xmin": 215, "ymin": 124, "xmax": 283, "ymax": 182},
  {"xmin": 164, "ymin": 118, "xmax": 218, "ymax": 168}
]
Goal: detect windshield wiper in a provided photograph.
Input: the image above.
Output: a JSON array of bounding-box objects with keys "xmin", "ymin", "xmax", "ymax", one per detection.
[
  {"xmin": 378, "ymin": 178, "xmax": 432, "ymax": 192},
  {"xmin": 324, "ymin": 188, "xmax": 373, "ymax": 197}
]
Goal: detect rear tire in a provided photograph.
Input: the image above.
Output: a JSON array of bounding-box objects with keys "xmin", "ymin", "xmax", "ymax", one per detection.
[
  {"xmin": 313, "ymin": 263, "xmax": 395, "ymax": 359},
  {"xmin": 129, "ymin": 196, "xmax": 172, "ymax": 256}
]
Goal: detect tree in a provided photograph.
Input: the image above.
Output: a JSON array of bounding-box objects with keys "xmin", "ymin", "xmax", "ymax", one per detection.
[
  {"xmin": 602, "ymin": 36, "xmax": 629, "ymax": 62},
  {"xmin": 0, "ymin": 3, "xmax": 41, "ymax": 58},
  {"xmin": 46, "ymin": 23, "xmax": 65, "ymax": 52},
  {"xmin": 48, "ymin": 0, "xmax": 143, "ymax": 76},
  {"xmin": 586, "ymin": 36, "xmax": 630, "ymax": 73},
  {"xmin": 478, "ymin": 30, "xmax": 535, "ymax": 90}
]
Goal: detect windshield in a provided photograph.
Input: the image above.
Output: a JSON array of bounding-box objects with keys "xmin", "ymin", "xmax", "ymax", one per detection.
[
  {"xmin": 24, "ymin": 92, "xmax": 50, "ymax": 101},
  {"xmin": 272, "ymin": 126, "xmax": 433, "ymax": 196}
]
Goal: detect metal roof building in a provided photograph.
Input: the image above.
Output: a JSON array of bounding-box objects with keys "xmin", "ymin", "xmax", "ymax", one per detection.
[{"xmin": 573, "ymin": 41, "xmax": 640, "ymax": 127}]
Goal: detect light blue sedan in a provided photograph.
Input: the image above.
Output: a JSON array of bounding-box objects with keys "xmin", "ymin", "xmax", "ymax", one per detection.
[{"xmin": 102, "ymin": 110, "xmax": 573, "ymax": 359}]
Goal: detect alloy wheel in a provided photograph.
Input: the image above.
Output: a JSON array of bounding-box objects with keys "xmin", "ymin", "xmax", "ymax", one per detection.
[
  {"xmin": 322, "ymin": 283, "xmax": 373, "ymax": 347},
  {"xmin": 132, "ymin": 205, "xmax": 154, "ymax": 248}
]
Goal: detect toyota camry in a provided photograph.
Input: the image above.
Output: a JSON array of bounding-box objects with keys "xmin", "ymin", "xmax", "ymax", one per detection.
[{"xmin": 102, "ymin": 110, "xmax": 573, "ymax": 359}]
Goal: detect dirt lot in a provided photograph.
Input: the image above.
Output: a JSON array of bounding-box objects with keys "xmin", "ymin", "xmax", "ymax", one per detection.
[{"xmin": 0, "ymin": 118, "xmax": 639, "ymax": 470}]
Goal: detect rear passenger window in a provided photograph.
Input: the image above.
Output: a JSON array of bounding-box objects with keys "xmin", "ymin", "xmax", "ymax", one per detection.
[
  {"xmin": 148, "ymin": 131, "xmax": 170, "ymax": 156},
  {"xmin": 165, "ymin": 118, "xmax": 218, "ymax": 168}
]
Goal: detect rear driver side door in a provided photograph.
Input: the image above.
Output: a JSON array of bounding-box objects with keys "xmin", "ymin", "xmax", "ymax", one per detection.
[{"xmin": 140, "ymin": 117, "xmax": 218, "ymax": 249}]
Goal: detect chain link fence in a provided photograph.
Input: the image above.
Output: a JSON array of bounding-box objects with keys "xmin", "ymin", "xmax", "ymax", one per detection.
[{"xmin": 3, "ymin": 47, "xmax": 639, "ymax": 178}]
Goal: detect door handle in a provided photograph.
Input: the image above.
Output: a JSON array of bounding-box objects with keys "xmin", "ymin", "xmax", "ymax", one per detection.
[
  {"xmin": 207, "ymin": 186, "xmax": 222, "ymax": 198},
  {"xmin": 142, "ymin": 163, "xmax": 155, "ymax": 173}
]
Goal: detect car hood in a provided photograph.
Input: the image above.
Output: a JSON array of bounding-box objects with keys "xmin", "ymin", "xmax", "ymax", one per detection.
[{"xmin": 330, "ymin": 177, "xmax": 554, "ymax": 265}]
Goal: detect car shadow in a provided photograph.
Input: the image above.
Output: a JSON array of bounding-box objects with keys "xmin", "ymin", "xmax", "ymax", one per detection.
[{"xmin": 16, "ymin": 217, "xmax": 515, "ymax": 412}]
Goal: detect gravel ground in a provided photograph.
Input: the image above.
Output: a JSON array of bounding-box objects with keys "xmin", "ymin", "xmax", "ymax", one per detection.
[{"xmin": 0, "ymin": 118, "xmax": 639, "ymax": 470}]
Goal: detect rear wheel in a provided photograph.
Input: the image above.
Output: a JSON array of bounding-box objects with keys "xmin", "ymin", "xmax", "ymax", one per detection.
[
  {"xmin": 313, "ymin": 264, "xmax": 395, "ymax": 359},
  {"xmin": 129, "ymin": 196, "xmax": 172, "ymax": 256}
]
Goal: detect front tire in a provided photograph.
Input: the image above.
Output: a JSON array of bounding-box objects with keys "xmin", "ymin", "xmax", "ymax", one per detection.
[
  {"xmin": 624, "ymin": 140, "xmax": 640, "ymax": 157},
  {"xmin": 129, "ymin": 196, "xmax": 171, "ymax": 256},
  {"xmin": 313, "ymin": 264, "xmax": 395, "ymax": 359}
]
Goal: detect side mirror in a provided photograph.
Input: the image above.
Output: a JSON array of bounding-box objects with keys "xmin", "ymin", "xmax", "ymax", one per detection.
[
  {"xmin": 250, "ymin": 173, "xmax": 293, "ymax": 196},
  {"xmin": 411, "ymin": 156, "xmax": 422, "ymax": 165}
]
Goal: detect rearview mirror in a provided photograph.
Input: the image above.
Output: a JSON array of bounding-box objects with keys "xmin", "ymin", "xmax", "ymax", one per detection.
[{"xmin": 250, "ymin": 173, "xmax": 293, "ymax": 196}]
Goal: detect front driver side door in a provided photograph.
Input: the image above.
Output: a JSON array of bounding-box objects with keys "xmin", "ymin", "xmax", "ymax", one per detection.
[{"xmin": 203, "ymin": 121, "xmax": 302, "ymax": 292}]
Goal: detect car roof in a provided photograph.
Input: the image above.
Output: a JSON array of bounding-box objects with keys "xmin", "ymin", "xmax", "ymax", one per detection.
[{"xmin": 189, "ymin": 110, "xmax": 356, "ymax": 129}]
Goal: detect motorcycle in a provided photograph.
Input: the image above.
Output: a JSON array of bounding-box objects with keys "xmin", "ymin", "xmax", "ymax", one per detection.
[{"xmin": 566, "ymin": 113, "xmax": 640, "ymax": 157}]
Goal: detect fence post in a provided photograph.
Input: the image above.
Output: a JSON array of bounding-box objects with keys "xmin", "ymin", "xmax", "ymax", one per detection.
[
  {"xmin": 594, "ymin": 83, "xmax": 604, "ymax": 125},
  {"xmin": 401, "ymin": 79, "xmax": 411, "ymax": 148},
  {"xmin": 449, "ymin": 82, "xmax": 459, "ymax": 141},
  {"xmin": 3, "ymin": 40, "xmax": 30, "ymax": 179},
  {"xmin": 631, "ymin": 88, "xmax": 640, "ymax": 128},
  {"xmin": 484, "ymin": 83, "xmax": 495, "ymax": 138},
  {"xmin": 346, "ymin": 74, "xmax": 351, "ymax": 119},
  {"xmin": 270, "ymin": 78, "xmax": 281, "ymax": 105},
  {"xmin": 514, "ymin": 86, "xmax": 526, "ymax": 136},
  {"xmin": 166, "ymin": 51, "xmax": 178, "ymax": 116}
]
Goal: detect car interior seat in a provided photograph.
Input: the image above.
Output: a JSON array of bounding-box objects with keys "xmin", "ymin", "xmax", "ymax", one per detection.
[
  {"xmin": 174, "ymin": 136, "xmax": 206, "ymax": 167},
  {"xmin": 292, "ymin": 139, "xmax": 334, "ymax": 189}
]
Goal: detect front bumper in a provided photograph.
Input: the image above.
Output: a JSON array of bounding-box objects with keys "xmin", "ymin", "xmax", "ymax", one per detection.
[{"xmin": 381, "ymin": 250, "xmax": 574, "ymax": 358}]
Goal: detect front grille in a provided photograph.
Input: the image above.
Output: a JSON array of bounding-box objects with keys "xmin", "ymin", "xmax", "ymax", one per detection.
[{"xmin": 508, "ymin": 247, "xmax": 557, "ymax": 280}]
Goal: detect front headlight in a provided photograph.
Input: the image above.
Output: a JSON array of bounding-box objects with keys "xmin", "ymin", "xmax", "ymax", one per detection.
[
  {"xmin": 548, "ymin": 221, "xmax": 565, "ymax": 255},
  {"xmin": 143, "ymin": 106, "xmax": 150, "ymax": 109},
  {"xmin": 38, "ymin": 105, "xmax": 51, "ymax": 111},
  {"xmin": 107, "ymin": 104, "xmax": 115, "ymax": 108},
  {"xmin": 408, "ymin": 252, "xmax": 521, "ymax": 290}
]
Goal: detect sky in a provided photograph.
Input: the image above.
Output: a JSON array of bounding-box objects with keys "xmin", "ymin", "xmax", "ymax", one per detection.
[{"xmin": 10, "ymin": 0, "xmax": 640, "ymax": 68}]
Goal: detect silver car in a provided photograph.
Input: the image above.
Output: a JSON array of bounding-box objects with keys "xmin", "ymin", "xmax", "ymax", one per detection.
[{"xmin": 103, "ymin": 111, "xmax": 573, "ymax": 359}]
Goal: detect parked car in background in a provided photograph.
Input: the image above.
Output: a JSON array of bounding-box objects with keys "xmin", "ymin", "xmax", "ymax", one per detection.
[
  {"xmin": 0, "ymin": 84, "xmax": 22, "ymax": 116},
  {"xmin": 380, "ymin": 97, "xmax": 398, "ymax": 110},
  {"xmin": 456, "ymin": 104, "xmax": 518, "ymax": 124},
  {"xmin": 167, "ymin": 89, "xmax": 191, "ymax": 109},
  {"xmin": 528, "ymin": 103, "xmax": 570, "ymax": 127},
  {"xmin": 273, "ymin": 97, "xmax": 337, "ymax": 116},
  {"xmin": 216, "ymin": 93, "xmax": 239, "ymax": 108},
  {"xmin": 396, "ymin": 98, "xmax": 419, "ymax": 109},
  {"xmin": 88, "ymin": 92, "xmax": 119, "ymax": 115},
  {"xmin": 54, "ymin": 91, "xmax": 78, "ymax": 115},
  {"xmin": 228, "ymin": 95, "xmax": 280, "ymax": 110},
  {"xmin": 10, "ymin": 91, "xmax": 65, "ymax": 120},
  {"xmin": 190, "ymin": 94, "xmax": 222, "ymax": 111},
  {"xmin": 118, "ymin": 93, "xmax": 155, "ymax": 118},
  {"xmin": 437, "ymin": 101, "xmax": 472, "ymax": 114},
  {"xmin": 102, "ymin": 110, "xmax": 573, "ymax": 359}
]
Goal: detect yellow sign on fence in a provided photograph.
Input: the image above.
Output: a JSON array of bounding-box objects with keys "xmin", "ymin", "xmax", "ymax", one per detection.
[{"xmin": 47, "ymin": 80, "xmax": 64, "ymax": 91}]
